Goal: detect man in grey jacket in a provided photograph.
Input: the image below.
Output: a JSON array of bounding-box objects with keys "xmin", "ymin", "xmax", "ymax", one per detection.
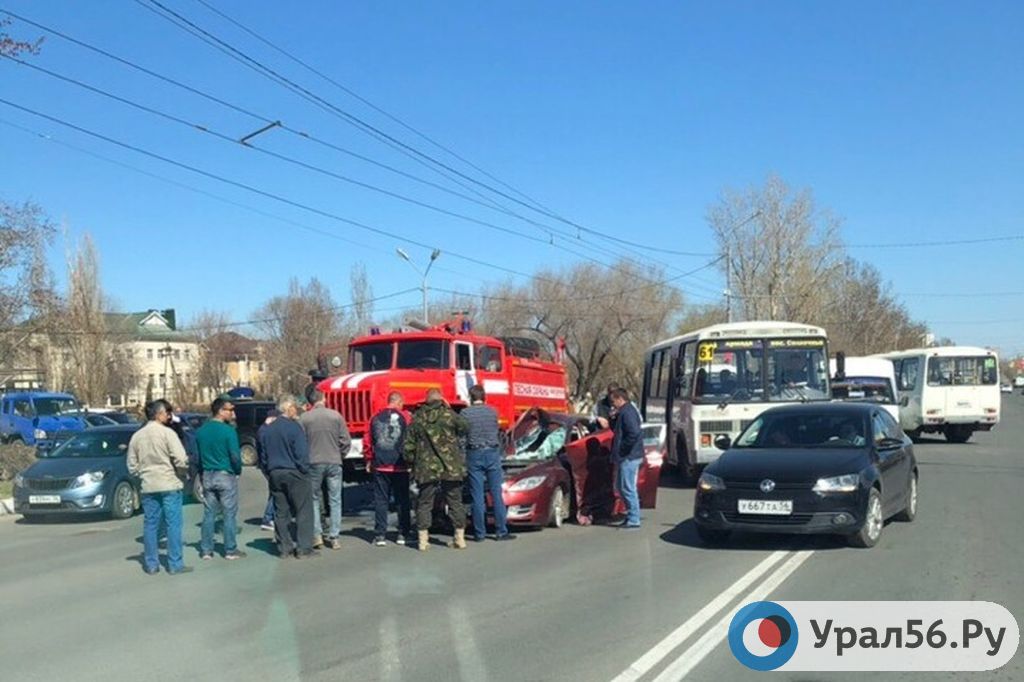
[
  {"xmin": 300, "ymin": 389, "xmax": 350, "ymax": 550},
  {"xmin": 127, "ymin": 399, "xmax": 191, "ymax": 575}
]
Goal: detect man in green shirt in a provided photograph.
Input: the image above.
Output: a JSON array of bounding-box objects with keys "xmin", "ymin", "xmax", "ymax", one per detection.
[{"xmin": 195, "ymin": 397, "xmax": 245, "ymax": 560}]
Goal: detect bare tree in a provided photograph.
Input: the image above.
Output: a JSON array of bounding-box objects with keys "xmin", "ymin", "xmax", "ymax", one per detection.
[
  {"xmin": 479, "ymin": 260, "xmax": 683, "ymax": 402},
  {"xmin": 349, "ymin": 262, "xmax": 374, "ymax": 334},
  {"xmin": 190, "ymin": 309, "xmax": 232, "ymax": 397},
  {"xmin": 0, "ymin": 17, "xmax": 44, "ymax": 58},
  {"xmin": 63, "ymin": 234, "xmax": 110, "ymax": 406},
  {"xmin": 255, "ymin": 278, "xmax": 342, "ymax": 394},
  {"xmin": 709, "ymin": 174, "xmax": 844, "ymax": 322},
  {"xmin": 0, "ymin": 200, "xmax": 57, "ymax": 367}
]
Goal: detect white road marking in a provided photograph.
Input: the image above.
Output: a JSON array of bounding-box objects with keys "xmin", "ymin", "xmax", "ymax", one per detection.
[
  {"xmin": 377, "ymin": 613, "xmax": 401, "ymax": 682},
  {"xmin": 449, "ymin": 602, "xmax": 491, "ymax": 682},
  {"xmin": 651, "ymin": 550, "xmax": 815, "ymax": 682},
  {"xmin": 612, "ymin": 551, "xmax": 790, "ymax": 682}
]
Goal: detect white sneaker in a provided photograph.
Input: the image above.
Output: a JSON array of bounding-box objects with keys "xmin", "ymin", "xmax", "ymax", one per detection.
[{"xmin": 396, "ymin": 535, "xmax": 406, "ymax": 546}]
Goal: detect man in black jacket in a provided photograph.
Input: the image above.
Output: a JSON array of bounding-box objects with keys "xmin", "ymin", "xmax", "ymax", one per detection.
[
  {"xmin": 610, "ymin": 388, "xmax": 644, "ymax": 529},
  {"xmin": 258, "ymin": 395, "xmax": 316, "ymax": 558}
]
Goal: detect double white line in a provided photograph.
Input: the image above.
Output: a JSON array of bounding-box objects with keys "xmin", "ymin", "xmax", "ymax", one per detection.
[{"xmin": 612, "ymin": 549, "xmax": 815, "ymax": 682}]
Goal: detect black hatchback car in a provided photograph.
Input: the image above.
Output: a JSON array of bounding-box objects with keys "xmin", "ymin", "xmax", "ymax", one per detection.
[{"xmin": 693, "ymin": 403, "xmax": 918, "ymax": 548}]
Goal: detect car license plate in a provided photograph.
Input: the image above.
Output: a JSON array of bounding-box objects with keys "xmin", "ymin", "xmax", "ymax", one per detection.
[
  {"xmin": 738, "ymin": 499, "xmax": 792, "ymax": 515},
  {"xmin": 29, "ymin": 495, "xmax": 61, "ymax": 505}
]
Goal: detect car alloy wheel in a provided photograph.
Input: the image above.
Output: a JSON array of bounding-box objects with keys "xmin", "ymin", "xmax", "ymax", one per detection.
[
  {"xmin": 112, "ymin": 482, "xmax": 136, "ymax": 519},
  {"xmin": 548, "ymin": 488, "xmax": 565, "ymax": 529},
  {"xmin": 240, "ymin": 444, "xmax": 258, "ymax": 467},
  {"xmin": 866, "ymin": 493, "xmax": 883, "ymax": 542}
]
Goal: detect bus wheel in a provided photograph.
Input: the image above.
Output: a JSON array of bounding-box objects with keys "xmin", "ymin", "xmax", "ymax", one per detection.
[{"xmin": 944, "ymin": 425, "xmax": 972, "ymax": 444}]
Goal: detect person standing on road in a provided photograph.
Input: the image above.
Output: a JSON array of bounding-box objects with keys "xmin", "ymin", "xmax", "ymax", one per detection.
[
  {"xmin": 610, "ymin": 388, "xmax": 644, "ymax": 529},
  {"xmin": 300, "ymin": 389, "xmax": 350, "ymax": 551},
  {"xmin": 593, "ymin": 383, "xmax": 620, "ymax": 430},
  {"xmin": 258, "ymin": 409, "xmax": 280, "ymax": 531},
  {"xmin": 126, "ymin": 399, "xmax": 191, "ymax": 575},
  {"xmin": 195, "ymin": 397, "xmax": 246, "ymax": 561},
  {"xmin": 259, "ymin": 395, "xmax": 317, "ymax": 558},
  {"xmin": 463, "ymin": 385, "xmax": 515, "ymax": 542},
  {"xmin": 403, "ymin": 388, "xmax": 470, "ymax": 552},
  {"xmin": 365, "ymin": 391, "xmax": 413, "ymax": 547}
]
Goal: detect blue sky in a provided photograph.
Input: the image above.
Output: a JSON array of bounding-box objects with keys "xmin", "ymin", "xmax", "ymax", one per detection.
[{"xmin": 1, "ymin": 1, "xmax": 1021, "ymax": 356}]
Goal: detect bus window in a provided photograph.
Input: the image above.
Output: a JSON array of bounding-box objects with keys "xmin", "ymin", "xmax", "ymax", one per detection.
[
  {"xmin": 676, "ymin": 342, "xmax": 694, "ymax": 397},
  {"xmin": 928, "ymin": 356, "xmax": 998, "ymax": 386},
  {"xmin": 694, "ymin": 340, "xmax": 764, "ymax": 403},
  {"xmin": 764, "ymin": 340, "xmax": 829, "ymax": 401},
  {"xmin": 899, "ymin": 358, "xmax": 919, "ymax": 391},
  {"xmin": 656, "ymin": 351, "xmax": 670, "ymax": 398}
]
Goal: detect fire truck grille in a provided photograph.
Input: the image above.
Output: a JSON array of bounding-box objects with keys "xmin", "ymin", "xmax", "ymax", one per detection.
[{"xmin": 331, "ymin": 389, "xmax": 372, "ymax": 426}]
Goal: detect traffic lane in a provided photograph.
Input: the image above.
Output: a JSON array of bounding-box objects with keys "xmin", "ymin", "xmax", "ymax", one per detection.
[
  {"xmin": 686, "ymin": 418, "xmax": 1023, "ymax": 681},
  {"xmin": 0, "ymin": 471, "xmax": 800, "ymax": 681}
]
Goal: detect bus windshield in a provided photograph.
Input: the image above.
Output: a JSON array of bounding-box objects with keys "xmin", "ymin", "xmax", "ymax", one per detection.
[
  {"xmin": 927, "ymin": 356, "xmax": 998, "ymax": 386},
  {"xmin": 694, "ymin": 337, "xmax": 829, "ymax": 403}
]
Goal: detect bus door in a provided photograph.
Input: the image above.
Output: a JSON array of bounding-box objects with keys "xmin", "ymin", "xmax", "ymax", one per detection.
[{"xmin": 670, "ymin": 341, "xmax": 695, "ymax": 467}]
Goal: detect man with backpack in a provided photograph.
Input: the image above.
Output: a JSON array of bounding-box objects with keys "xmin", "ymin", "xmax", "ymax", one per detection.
[{"xmin": 364, "ymin": 391, "xmax": 413, "ymax": 547}]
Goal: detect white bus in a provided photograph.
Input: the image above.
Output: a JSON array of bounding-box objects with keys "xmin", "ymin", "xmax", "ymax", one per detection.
[
  {"xmin": 830, "ymin": 355, "xmax": 900, "ymax": 421},
  {"xmin": 876, "ymin": 346, "xmax": 1000, "ymax": 443},
  {"xmin": 641, "ymin": 321, "xmax": 830, "ymax": 481}
]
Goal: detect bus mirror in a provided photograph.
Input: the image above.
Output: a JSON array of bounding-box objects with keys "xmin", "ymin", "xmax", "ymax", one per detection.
[
  {"xmin": 713, "ymin": 434, "xmax": 731, "ymax": 450},
  {"xmin": 899, "ymin": 395, "xmax": 910, "ymax": 407}
]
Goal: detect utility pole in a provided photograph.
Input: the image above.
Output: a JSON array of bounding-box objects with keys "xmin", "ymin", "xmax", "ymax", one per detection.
[
  {"xmin": 396, "ymin": 248, "xmax": 441, "ymax": 324},
  {"xmin": 725, "ymin": 243, "xmax": 733, "ymax": 323}
]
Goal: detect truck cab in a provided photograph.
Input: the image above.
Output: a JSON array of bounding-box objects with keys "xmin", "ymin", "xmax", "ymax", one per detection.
[{"xmin": 0, "ymin": 391, "xmax": 86, "ymax": 450}]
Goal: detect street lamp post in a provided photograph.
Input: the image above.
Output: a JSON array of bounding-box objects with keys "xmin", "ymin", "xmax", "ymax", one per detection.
[{"xmin": 396, "ymin": 248, "xmax": 441, "ymax": 324}]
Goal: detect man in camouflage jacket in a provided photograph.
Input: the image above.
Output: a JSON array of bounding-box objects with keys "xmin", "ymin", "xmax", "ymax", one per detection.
[{"xmin": 404, "ymin": 389, "xmax": 470, "ymax": 551}]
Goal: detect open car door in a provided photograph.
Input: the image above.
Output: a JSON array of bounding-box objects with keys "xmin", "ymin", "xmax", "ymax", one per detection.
[{"xmin": 563, "ymin": 426, "xmax": 662, "ymax": 523}]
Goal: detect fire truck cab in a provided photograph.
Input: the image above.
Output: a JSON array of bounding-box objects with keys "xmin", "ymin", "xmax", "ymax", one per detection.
[{"xmin": 319, "ymin": 319, "xmax": 569, "ymax": 474}]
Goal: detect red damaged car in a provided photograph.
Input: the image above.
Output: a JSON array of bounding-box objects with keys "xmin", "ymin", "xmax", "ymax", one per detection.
[{"xmin": 496, "ymin": 408, "xmax": 662, "ymax": 528}]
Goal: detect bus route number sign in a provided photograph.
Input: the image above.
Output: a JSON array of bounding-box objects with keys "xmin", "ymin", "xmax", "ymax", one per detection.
[{"xmin": 698, "ymin": 343, "xmax": 716, "ymax": 363}]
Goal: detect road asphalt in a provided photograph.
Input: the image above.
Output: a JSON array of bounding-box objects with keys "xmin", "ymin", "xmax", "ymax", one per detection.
[{"xmin": 2, "ymin": 395, "xmax": 1021, "ymax": 681}]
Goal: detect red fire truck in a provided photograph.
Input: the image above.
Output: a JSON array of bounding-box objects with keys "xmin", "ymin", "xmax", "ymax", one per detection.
[{"xmin": 318, "ymin": 318, "xmax": 569, "ymax": 474}]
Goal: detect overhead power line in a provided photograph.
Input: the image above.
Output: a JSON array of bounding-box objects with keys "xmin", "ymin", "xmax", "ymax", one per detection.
[
  {"xmin": 846, "ymin": 235, "xmax": 1023, "ymax": 248},
  {"xmin": 128, "ymin": 0, "xmax": 716, "ymax": 258}
]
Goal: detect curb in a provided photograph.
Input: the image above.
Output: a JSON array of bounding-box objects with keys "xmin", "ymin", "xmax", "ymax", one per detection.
[{"xmin": 0, "ymin": 497, "xmax": 15, "ymax": 516}]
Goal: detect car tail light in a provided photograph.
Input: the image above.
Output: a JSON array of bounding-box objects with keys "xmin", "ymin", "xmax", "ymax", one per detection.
[
  {"xmin": 984, "ymin": 408, "xmax": 997, "ymax": 415},
  {"xmin": 926, "ymin": 409, "xmax": 942, "ymax": 415}
]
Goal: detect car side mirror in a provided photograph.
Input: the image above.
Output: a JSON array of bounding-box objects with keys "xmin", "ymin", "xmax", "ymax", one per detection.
[
  {"xmin": 713, "ymin": 434, "xmax": 731, "ymax": 450},
  {"xmin": 899, "ymin": 395, "xmax": 910, "ymax": 407},
  {"xmin": 878, "ymin": 437, "xmax": 903, "ymax": 450}
]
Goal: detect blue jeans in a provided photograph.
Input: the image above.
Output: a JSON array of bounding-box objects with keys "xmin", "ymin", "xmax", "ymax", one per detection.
[
  {"xmin": 310, "ymin": 463, "xmax": 343, "ymax": 539},
  {"xmin": 616, "ymin": 457, "xmax": 642, "ymax": 526},
  {"xmin": 142, "ymin": 491, "xmax": 183, "ymax": 572},
  {"xmin": 200, "ymin": 471, "xmax": 239, "ymax": 555},
  {"xmin": 262, "ymin": 494, "xmax": 275, "ymax": 525},
  {"xmin": 467, "ymin": 448, "xmax": 509, "ymax": 538}
]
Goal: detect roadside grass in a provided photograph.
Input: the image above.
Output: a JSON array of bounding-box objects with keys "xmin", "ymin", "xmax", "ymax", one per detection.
[{"xmin": 0, "ymin": 480, "xmax": 12, "ymax": 498}]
